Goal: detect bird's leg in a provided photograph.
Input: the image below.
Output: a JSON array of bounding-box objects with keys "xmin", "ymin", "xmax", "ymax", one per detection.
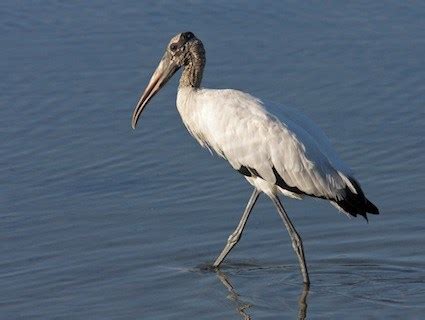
[
  {"xmin": 213, "ymin": 188, "xmax": 261, "ymax": 268},
  {"xmin": 271, "ymin": 195, "xmax": 310, "ymax": 285}
]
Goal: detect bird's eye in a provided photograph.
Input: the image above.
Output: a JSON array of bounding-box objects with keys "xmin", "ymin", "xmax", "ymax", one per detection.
[
  {"xmin": 186, "ymin": 32, "xmax": 194, "ymax": 39},
  {"xmin": 170, "ymin": 43, "xmax": 178, "ymax": 52}
]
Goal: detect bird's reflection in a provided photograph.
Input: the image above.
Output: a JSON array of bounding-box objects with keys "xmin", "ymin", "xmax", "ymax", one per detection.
[
  {"xmin": 297, "ymin": 283, "xmax": 309, "ymax": 320},
  {"xmin": 216, "ymin": 270, "xmax": 252, "ymax": 319},
  {"xmin": 215, "ymin": 270, "xmax": 309, "ymax": 320}
]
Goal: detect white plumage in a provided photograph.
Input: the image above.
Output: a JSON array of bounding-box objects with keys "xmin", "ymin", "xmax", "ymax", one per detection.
[
  {"xmin": 131, "ymin": 32, "xmax": 379, "ymax": 284},
  {"xmin": 177, "ymin": 87, "xmax": 354, "ymax": 205}
]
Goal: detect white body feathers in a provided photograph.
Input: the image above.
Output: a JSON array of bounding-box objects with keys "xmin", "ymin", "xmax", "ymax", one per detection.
[{"xmin": 177, "ymin": 87, "xmax": 358, "ymax": 214}]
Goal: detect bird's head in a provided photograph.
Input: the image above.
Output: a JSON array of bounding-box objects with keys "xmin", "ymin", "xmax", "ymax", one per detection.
[{"xmin": 131, "ymin": 31, "xmax": 204, "ymax": 129}]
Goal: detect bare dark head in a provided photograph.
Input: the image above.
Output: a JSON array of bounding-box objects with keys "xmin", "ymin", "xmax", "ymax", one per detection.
[
  {"xmin": 131, "ymin": 32, "xmax": 205, "ymax": 129},
  {"xmin": 167, "ymin": 32, "xmax": 205, "ymax": 67}
]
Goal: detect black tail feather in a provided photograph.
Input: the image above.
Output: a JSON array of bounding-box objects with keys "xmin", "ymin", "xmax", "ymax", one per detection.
[
  {"xmin": 335, "ymin": 177, "xmax": 379, "ymax": 220},
  {"xmin": 365, "ymin": 198, "xmax": 379, "ymax": 215}
]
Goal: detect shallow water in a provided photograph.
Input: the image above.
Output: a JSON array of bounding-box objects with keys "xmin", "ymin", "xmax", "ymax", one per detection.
[{"xmin": 1, "ymin": 1, "xmax": 424, "ymax": 319}]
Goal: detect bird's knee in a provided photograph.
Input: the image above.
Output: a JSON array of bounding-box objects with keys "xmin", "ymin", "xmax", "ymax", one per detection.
[
  {"xmin": 227, "ymin": 232, "xmax": 240, "ymax": 244},
  {"xmin": 291, "ymin": 236, "xmax": 304, "ymax": 251}
]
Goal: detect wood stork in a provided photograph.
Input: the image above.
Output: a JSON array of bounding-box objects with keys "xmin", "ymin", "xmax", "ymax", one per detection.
[{"xmin": 131, "ymin": 32, "xmax": 379, "ymax": 284}]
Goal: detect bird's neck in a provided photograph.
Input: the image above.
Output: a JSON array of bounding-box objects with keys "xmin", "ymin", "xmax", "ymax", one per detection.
[{"xmin": 179, "ymin": 44, "xmax": 205, "ymax": 89}]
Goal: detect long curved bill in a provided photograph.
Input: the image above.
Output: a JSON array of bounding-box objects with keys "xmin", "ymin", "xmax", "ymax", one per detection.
[{"xmin": 131, "ymin": 53, "xmax": 179, "ymax": 129}]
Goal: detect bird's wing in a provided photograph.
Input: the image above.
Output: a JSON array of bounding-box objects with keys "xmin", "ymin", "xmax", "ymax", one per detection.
[
  {"xmin": 194, "ymin": 89, "xmax": 354, "ymax": 200},
  {"xmin": 264, "ymin": 100, "xmax": 353, "ymax": 175}
]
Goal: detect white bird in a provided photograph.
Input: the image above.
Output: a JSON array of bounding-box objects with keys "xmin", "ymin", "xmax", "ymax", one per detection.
[{"xmin": 131, "ymin": 32, "xmax": 379, "ymax": 284}]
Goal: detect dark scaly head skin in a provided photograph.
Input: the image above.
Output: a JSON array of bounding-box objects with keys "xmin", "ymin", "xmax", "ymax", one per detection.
[
  {"xmin": 168, "ymin": 32, "xmax": 205, "ymax": 88},
  {"xmin": 167, "ymin": 32, "xmax": 204, "ymax": 67}
]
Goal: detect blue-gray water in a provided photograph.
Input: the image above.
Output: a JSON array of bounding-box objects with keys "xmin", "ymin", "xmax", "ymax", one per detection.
[{"xmin": 2, "ymin": 1, "xmax": 424, "ymax": 319}]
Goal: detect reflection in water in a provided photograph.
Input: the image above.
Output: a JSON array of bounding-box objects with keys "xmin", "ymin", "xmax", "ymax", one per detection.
[
  {"xmin": 216, "ymin": 270, "xmax": 252, "ymax": 319},
  {"xmin": 216, "ymin": 270, "xmax": 310, "ymax": 320},
  {"xmin": 297, "ymin": 283, "xmax": 309, "ymax": 320}
]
